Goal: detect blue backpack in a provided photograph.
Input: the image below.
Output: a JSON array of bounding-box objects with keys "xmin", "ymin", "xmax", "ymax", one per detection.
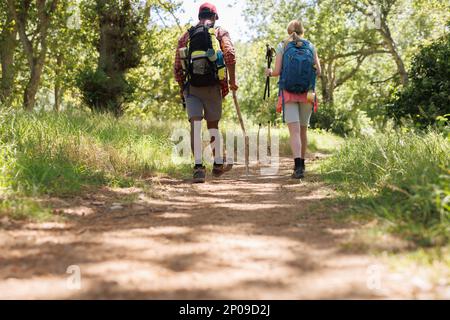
[{"xmin": 279, "ymin": 40, "xmax": 316, "ymax": 121}]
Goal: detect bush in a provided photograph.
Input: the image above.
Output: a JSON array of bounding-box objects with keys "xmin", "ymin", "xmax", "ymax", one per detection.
[
  {"xmin": 387, "ymin": 31, "xmax": 450, "ymax": 127},
  {"xmin": 310, "ymin": 103, "xmax": 373, "ymax": 137},
  {"xmin": 321, "ymin": 129, "xmax": 450, "ymax": 245},
  {"xmin": 77, "ymin": 0, "xmax": 144, "ymax": 116},
  {"xmin": 310, "ymin": 103, "xmax": 351, "ymax": 136},
  {"xmin": 77, "ymin": 68, "xmax": 135, "ymax": 116}
]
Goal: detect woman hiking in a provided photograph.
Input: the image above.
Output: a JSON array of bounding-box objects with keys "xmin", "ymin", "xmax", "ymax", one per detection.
[{"xmin": 265, "ymin": 20, "xmax": 321, "ymax": 179}]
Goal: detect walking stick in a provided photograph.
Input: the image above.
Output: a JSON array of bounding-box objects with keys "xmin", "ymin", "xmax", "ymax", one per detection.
[
  {"xmin": 263, "ymin": 44, "xmax": 276, "ymax": 100},
  {"xmin": 257, "ymin": 123, "xmax": 261, "ymax": 165},
  {"xmin": 267, "ymin": 121, "xmax": 271, "ymax": 157},
  {"xmin": 232, "ymin": 90, "xmax": 249, "ymax": 176},
  {"xmin": 262, "ymin": 45, "xmax": 275, "ymax": 163}
]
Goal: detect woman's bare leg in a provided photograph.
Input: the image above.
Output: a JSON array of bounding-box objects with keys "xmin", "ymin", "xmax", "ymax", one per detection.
[{"xmin": 288, "ymin": 122, "xmax": 301, "ymax": 159}]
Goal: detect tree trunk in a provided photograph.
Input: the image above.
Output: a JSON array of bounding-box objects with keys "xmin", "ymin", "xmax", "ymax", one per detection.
[
  {"xmin": 98, "ymin": 18, "xmax": 116, "ymax": 75},
  {"xmin": 24, "ymin": 60, "xmax": 44, "ymax": 111},
  {"xmin": 0, "ymin": 15, "xmax": 17, "ymax": 105},
  {"xmin": 7, "ymin": 0, "xmax": 58, "ymax": 111},
  {"xmin": 379, "ymin": 18, "xmax": 409, "ymax": 86},
  {"xmin": 54, "ymin": 54, "xmax": 62, "ymax": 112},
  {"xmin": 54, "ymin": 80, "xmax": 61, "ymax": 112},
  {"xmin": 320, "ymin": 62, "xmax": 335, "ymax": 105}
]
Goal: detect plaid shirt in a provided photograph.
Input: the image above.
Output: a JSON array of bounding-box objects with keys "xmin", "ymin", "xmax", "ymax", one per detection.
[{"xmin": 174, "ymin": 25, "xmax": 236, "ymax": 98}]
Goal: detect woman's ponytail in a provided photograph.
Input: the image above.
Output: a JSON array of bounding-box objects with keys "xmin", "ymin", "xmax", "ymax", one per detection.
[
  {"xmin": 291, "ymin": 31, "xmax": 301, "ymax": 47},
  {"xmin": 286, "ymin": 20, "xmax": 305, "ymax": 47}
]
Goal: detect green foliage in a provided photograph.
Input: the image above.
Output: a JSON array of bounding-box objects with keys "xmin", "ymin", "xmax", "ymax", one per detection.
[
  {"xmin": 126, "ymin": 25, "xmax": 186, "ymax": 119},
  {"xmin": 242, "ymin": 0, "xmax": 450, "ymax": 131},
  {"xmin": 76, "ymin": 0, "xmax": 145, "ymax": 116},
  {"xmin": 321, "ymin": 129, "xmax": 450, "ymax": 245},
  {"xmin": 77, "ymin": 68, "xmax": 135, "ymax": 116},
  {"xmin": 235, "ymin": 41, "xmax": 278, "ymax": 124},
  {"xmin": 309, "ymin": 103, "xmax": 352, "ymax": 136},
  {"xmin": 388, "ymin": 31, "xmax": 450, "ymax": 127},
  {"xmin": 96, "ymin": 0, "xmax": 143, "ymax": 70}
]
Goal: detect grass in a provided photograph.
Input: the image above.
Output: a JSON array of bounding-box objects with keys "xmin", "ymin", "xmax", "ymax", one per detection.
[
  {"xmin": 0, "ymin": 110, "xmax": 193, "ymax": 220},
  {"xmin": 0, "ymin": 110, "xmax": 343, "ymax": 221},
  {"xmin": 277, "ymin": 127, "xmax": 343, "ymax": 156},
  {"xmin": 0, "ymin": 198, "xmax": 53, "ymax": 221},
  {"xmin": 320, "ymin": 129, "xmax": 450, "ymax": 246}
]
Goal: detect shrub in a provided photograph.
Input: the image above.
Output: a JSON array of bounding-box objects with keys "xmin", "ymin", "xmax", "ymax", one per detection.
[{"xmin": 387, "ymin": 31, "xmax": 450, "ymax": 127}]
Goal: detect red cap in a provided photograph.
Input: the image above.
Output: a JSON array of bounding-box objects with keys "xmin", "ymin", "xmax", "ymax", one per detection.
[{"xmin": 199, "ymin": 2, "xmax": 219, "ymax": 20}]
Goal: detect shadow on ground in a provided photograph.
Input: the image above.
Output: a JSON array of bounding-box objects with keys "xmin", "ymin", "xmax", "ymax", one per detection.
[{"xmin": 0, "ymin": 156, "xmax": 426, "ymax": 299}]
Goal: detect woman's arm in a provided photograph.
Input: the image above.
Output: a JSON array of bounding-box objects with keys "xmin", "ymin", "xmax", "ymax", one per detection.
[
  {"xmin": 265, "ymin": 52, "xmax": 283, "ymax": 78},
  {"xmin": 314, "ymin": 49, "xmax": 321, "ymax": 77}
]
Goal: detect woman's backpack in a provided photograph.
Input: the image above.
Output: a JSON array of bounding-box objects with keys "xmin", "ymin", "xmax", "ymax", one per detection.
[
  {"xmin": 277, "ymin": 39, "xmax": 317, "ymax": 122},
  {"xmin": 279, "ymin": 40, "xmax": 316, "ymax": 94}
]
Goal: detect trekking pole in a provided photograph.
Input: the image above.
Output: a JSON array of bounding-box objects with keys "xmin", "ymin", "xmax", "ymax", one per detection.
[
  {"xmin": 263, "ymin": 44, "xmax": 276, "ymax": 100},
  {"xmin": 232, "ymin": 90, "xmax": 249, "ymax": 177},
  {"xmin": 257, "ymin": 123, "xmax": 261, "ymax": 165},
  {"xmin": 267, "ymin": 121, "xmax": 272, "ymax": 157}
]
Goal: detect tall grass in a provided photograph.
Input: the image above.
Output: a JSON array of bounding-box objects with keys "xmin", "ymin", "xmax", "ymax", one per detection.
[
  {"xmin": 0, "ymin": 110, "xmax": 190, "ymax": 197},
  {"xmin": 321, "ymin": 130, "xmax": 450, "ymax": 245},
  {"xmin": 268, "ymin": 127, "xmax": 343, "ymax": 157}
]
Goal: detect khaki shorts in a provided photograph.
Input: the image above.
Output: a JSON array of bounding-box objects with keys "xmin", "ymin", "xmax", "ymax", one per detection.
[
  {"xmin": 184, "ymin": 85, "xmax": 222, "ymax": 122},
  {"xmin": 284, "ymin": 102, "xmax": 313, "ymax": 126}
]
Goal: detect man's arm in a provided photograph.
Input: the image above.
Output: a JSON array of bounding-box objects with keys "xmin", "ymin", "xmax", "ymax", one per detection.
[
  {"xmin": 227, "ymin": 64, "xmax": 238, "ymax": 91},
  {"xmin": 174, "ymin": 32, "xmax": 189, "ymax": 97},
  {"xmin": 217, "ymin": 28, "xmax": 238, "ymax": 91}
]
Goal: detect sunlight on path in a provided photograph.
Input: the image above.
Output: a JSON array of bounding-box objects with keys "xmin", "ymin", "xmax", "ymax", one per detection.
[{"xmin": 0, "ymin": 157, "xmax": 448, "ymax": 299}]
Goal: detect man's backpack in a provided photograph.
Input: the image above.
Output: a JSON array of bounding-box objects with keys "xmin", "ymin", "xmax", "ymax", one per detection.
[
  {"xmin": 279, "ymin": 40, "xmax": 316, "ymax": 94},
  {"xmin": 187, "ymin": 25, "xmax": 220, "ymax": 87}
]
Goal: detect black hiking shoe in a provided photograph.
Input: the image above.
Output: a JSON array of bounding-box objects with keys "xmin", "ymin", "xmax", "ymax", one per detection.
[
  {"xmin": 193, "ymin": 166, "xmax": 206, "ymax": 183},
  {"xmin": 291, "ymin": 166, "xmax": 305, "ymax": 179}
]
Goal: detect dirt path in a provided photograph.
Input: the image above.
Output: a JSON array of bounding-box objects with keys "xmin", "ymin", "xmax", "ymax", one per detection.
[{"xmin": 0, "ymin": 156, "xmax": 448, "ymax": 299}]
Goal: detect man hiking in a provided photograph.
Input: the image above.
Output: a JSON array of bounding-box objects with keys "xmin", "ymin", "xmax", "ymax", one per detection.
[{"xmin": 174, "ymin": 2, "xmax": 238, "ymax": 183}]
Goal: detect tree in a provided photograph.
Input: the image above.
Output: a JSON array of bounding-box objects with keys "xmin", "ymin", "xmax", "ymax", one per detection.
[
  {"xmin": 244, "ymin": 0, "xmax": 389, "ymax": 106},
  {"xmin": 0, "ymin": 2, "xmax": 18, "ymax": 105},
  {"xmin": 77, "ymin": 0, "xmax": 145, "ymax": 116},
  {"xmin": 6, "ymin": 0, "xmax": 59, "ymax": 111},
  {"xmin": 45, "ymin": 0, "xmax": 84, "ymax": 112},
  {"xmin": 310, "ymin": 1, "xmax": 389, "ymax": 105},
  {"xmin": 346, "ymin": 0, "xmax": 409, "ymax": 86}
]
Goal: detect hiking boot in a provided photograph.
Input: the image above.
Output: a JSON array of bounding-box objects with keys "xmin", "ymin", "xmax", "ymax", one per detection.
[
  {"xmin": 212, "ymin": 163, "xmax": 228, "ymax": 178},
  {"xmin": 193, "ymin": 166, "xmax": 206, "ymax": 183},
  {"xmin": 291, "ymin": 166, "xmax": 305, "ymax": 179},
  {"xmin": 212, "ymin": 157, "xmax": 233, "ymax": 178}
]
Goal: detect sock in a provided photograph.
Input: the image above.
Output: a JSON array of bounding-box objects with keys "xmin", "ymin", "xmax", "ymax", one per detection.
[
  {"xmin": 193, "ymin": 120, "xmax": 202, "ymax": 165},
  {"xmin": 208, "ymin": 128, "xmax": 223, "ymax": 165},
  {"xmin": 194, "ymin": 163, "xmax": 203, "ymax": 169},
  {"xmin": 294, "ymin": 158, "xmax": 305, "ymax": 168}
]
